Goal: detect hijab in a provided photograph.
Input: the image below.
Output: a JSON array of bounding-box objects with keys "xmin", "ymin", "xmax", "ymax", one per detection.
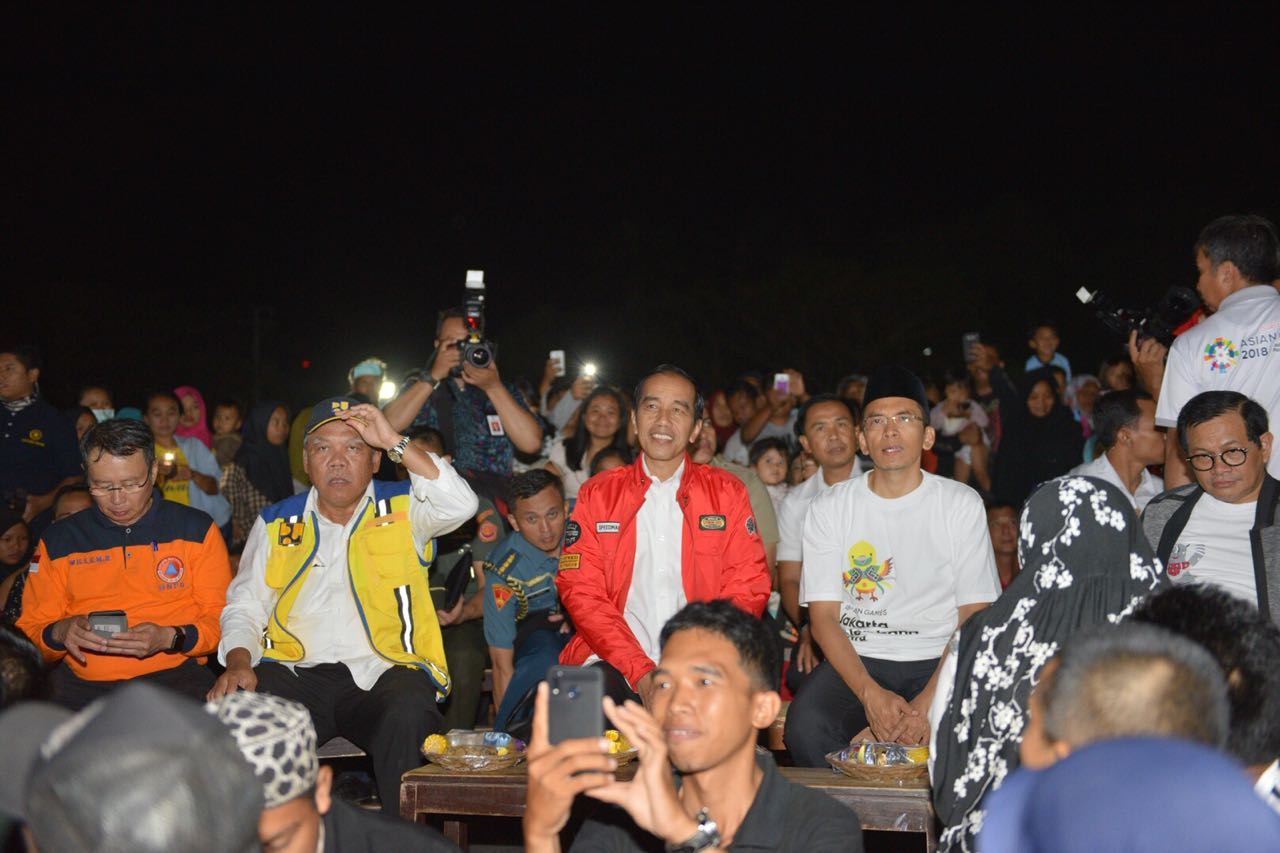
[
  {"xmin": 174, "ymin": 385, "xmax": 213, "ymax": 448},
  {"xmin": 931, "ymin": 476, "xmax": 1168, "ymax": 851},
  {"xmin": 234, "ymin": 402, "xmax": 293, "ymax": 504},
  {"xmin": 992, "ymin": 367, "xmax": 1082, "ymax": 507}
]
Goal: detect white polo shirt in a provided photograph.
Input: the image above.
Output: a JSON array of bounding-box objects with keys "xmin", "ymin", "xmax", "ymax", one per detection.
[
  {"xmin": 1156, "ymin": 285, "xmax": 1280, "ymax": 479},
  {"xmin": 1068, "ymin": 453, "xmax": 1163, "ymax": 514}
]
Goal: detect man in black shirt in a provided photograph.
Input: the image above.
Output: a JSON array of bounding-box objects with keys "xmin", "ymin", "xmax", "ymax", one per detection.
[{"xmin": 524, "ymin": 599, "xmax": 864, "ymax": 852}]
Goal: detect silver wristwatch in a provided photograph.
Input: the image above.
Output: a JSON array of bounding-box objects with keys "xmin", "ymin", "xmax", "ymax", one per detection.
[
  {"xmin": 386, "ymin": 435, "xmax": 411, "ymax": 463},
  {"xmin": 665, "ymin": 809, "xmax": 720, "ymax": 853}
]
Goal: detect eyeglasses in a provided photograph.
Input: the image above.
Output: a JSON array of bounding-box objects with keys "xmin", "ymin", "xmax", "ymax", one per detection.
[
  {"xmin": 862, "ymin": 413, "xmax": 925, "ymax": 431},
  {"xmin": 1185, "ymin": 447, "xmax": 1250, "ymax": 472},
  {"xmin": 88, "ymin": 476, "xmax": 152, "ymax": 497}
]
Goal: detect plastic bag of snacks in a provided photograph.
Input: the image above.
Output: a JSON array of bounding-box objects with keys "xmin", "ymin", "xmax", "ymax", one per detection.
[
  {"xmin": 825, "ymin": 739, "xmax": 929, "ymax": 785},
  {"xmin": 421, "ymin": 729, "xmax": 528, "ymax": 771}
]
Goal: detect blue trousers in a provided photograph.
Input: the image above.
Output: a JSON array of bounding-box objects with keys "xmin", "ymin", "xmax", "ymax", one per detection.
[{"xmin": 494, "ymin": 627, "xmax": 569, "ymax": 732}]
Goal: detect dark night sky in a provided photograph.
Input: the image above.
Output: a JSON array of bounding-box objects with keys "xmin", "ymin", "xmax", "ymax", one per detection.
[{"xmin": 4, "ymin": 7, "xmax": 1278, "ymax": 411}]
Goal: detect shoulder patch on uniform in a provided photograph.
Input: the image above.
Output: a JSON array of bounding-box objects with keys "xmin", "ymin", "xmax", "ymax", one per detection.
[
  {"xmin": 746, "ymin": 516, "xmax": 757, "ymax": 535},
  {"xmin": 699, "ymin": 514, "xmax": 727, "ymax": 530},
  {"xmin": 558, "ymin": 553, "xmax": 581, "ymax": 570},
  {"xmin": 478, "ymin": 520, "xmax": 499, "ymax": 542},
  {"xmin": 491, "ymin": 583, "xmax": 513, "ymax": 609},
  {"xmin": 564, "ymin": 520, "xmax": 581, "ymax": 546},
  {"xmin": 596, "ymin": 521, "xmax": 620, "ymax": 533}
]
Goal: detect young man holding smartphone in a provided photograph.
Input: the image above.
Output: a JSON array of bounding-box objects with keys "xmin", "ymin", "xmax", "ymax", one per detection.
[{"xmin": 524, "ymin": 600, "xmax": 865, "ymax": 851}]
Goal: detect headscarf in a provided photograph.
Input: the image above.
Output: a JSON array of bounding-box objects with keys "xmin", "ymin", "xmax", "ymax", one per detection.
[
  {"xmin": 174, "ymin": 385, "xmax": 213, "ymax": 448},
  {"xmin": 234, "ymin": 402, "xmax": 293, "ymax": 504},
  {"xmin": 991, "ymin": 367, "xmax": 1082, "ymax": 507},
  {"xmin": 984, "ymin": 737, "xmax": 1280, "ymax": 853},
  {"xmin": 931, "ymin": 476, "xmax": 1168, "ymax": 851}
]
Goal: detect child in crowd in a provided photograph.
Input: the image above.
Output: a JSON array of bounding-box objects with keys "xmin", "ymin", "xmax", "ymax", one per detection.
[
  {"xmin": 749, "ymin": 436, "xmax": 790, "ymax": 516},
  {"xmin": 211, "ymin": 400, "xmax": 244, "ymax": 466},
  {"xmin": 931, "ymin": 368, "xmax": 992, "ymax": 491},
  {"xmin": 1025, "ymin": 322, "xmax": 1072, "ymax": 381},
  {"xmin": 788, "ymin": 448, "xmax": 817, "ymax": 485}
]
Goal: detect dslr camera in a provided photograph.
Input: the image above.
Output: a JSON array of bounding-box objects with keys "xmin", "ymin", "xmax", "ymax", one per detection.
[
  {"xmin": 1076, "ymin": 285, "xmax": 1200, "ymax": 347},
  {"xmin": 456, "ymin": 269, "xmax": 496, "ymax": 372}
]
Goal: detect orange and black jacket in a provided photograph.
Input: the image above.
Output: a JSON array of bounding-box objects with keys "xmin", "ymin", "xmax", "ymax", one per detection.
[{"xmin": 18, "ymin": 490, "xmax": 231, "ymax": 681}]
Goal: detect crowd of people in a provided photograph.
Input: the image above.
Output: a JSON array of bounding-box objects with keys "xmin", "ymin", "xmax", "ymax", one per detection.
[{"xmin": 2, "ymin": 213, "xmax": 1280, "ymax": 851}]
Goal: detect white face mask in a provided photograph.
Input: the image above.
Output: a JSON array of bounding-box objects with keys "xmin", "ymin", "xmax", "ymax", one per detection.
[{"xmin": 92, "ymin": 408, "xmax": 116, "ymax": 423}]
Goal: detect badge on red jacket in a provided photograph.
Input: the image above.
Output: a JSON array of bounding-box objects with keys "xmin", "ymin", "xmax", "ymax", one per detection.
[
  {"xmin": 564, "ymin": 520, "xmax": 581, "ymax": 546},
  {"xmin": 699, "ymin": 514, "xmax": 726, "ymax": 530}
]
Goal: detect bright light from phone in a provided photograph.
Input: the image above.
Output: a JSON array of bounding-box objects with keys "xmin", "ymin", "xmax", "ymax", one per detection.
[
  {"xmin": 378, "ymin": 380, "xmax": 397, "ymax": 402},
  {"xmin": 583, "ymin": 362, "xmax": 597, "ymax": 378}
]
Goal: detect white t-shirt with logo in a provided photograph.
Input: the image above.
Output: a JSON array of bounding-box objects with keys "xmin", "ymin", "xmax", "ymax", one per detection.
[
  {"xmin": 800, "ymin": 471, "xmax": 1000, "ymax": 661},
  {"xmin": 1168, "ymin": 494, "xmax": 1258, "ymax": 604},
  {"xmin": 1156, "ymin": 285, "xmax": 1280, "ymax": 480},
  {"xmin": 776, "ymin": 460, "xmax": 865, "ymax": 563}
]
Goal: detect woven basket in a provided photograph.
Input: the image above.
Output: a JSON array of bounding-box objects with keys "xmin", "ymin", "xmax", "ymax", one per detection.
[
  {"xmin": 424, "ymin": 745, "xmax": 526, "ymax": 772},
  {"xmin": 826, "ymin": 743, "xmax": 929, "ymax": 785}
]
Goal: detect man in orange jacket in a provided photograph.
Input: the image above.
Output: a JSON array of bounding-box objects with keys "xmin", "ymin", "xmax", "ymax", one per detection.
[
  {"xmin": 18, "ymin": 418, "xmax": 231, "ymax": 709},
  {"xmin": 557, "ymin": 364, "xmax": 771, "ymax": 702}
]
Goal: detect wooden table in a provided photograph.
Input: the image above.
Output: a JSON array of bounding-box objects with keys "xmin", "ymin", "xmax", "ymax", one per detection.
[{"xmin": 401, "ymin": 761, "xmax": 937, "ymax": 851}]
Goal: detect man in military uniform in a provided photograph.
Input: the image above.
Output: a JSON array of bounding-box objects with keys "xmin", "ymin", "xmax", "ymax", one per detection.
[{"xmin": 482, "ymin": 469, "xmax": 570, "ymax": 733}]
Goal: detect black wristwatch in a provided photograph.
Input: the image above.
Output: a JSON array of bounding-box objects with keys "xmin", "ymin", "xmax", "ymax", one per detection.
[
  {"xmin": 168, "ymin": 625, "xmax": 186, "ymax": 653},
  {"xmin": 665, "ymin": 809, "xmax": 720, "ymax": 853}
]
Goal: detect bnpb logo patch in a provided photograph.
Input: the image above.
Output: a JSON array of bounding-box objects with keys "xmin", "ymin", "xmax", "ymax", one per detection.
[{"xmin": 156, "ymin": 556, "xmax": 185, "ymax": 584}]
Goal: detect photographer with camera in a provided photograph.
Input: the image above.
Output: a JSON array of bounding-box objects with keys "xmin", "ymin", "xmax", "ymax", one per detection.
[
  {"xmin": 1155, "ymin": 215, "xmax": 1280, "ymax": 487},
  {"xmin": 384, "ymin": 305, "xmax": 543, "ymax": 482}
]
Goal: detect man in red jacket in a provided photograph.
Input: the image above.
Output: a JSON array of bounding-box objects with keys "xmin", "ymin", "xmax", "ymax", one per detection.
[{"xmin": 557, "ymin": 364, "xmax": 771, "ymax": 703}]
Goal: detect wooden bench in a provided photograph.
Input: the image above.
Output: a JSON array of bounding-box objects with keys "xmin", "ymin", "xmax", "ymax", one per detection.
[{"xmin": 400, "ymin": 760, "xmax": 937, "ymax": 851}]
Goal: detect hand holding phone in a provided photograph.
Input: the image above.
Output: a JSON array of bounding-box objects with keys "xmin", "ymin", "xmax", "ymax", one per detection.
[
  {"xmin": 549, "ymin": 350, "xmax": 566, "ymax": 378},
  {"xmin": 773, "ymin": 372, "xmax": 790, "ymax": 395},
  {"xmin": 88, "ymin": 609, "xmax": 128, "ymax": 637}
]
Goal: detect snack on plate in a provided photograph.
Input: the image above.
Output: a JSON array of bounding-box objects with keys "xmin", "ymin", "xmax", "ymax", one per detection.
[
  {"xmin": 421, "ymin": 730, "xmax": 528, "ymax": 771},
  {"xmin": 826, "ymin": 739, "xmax": 930, "ymax": 785},
  {"xmin": 604, "ymin": 729, "xmax": 639, "ymax": 764}
]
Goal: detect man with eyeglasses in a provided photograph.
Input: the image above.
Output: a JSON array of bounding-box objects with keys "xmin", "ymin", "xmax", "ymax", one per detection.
[
  {"xmin": 1143, "ymin": 390, "xmax": 1280, "ymax": 622},
  {"xmin": 17, "ymin": 418, "xmax": 232, "ymax": 709},
  {"xmin": 784, "ymin": 365, "xmax": 1000, "ymax": 766}
]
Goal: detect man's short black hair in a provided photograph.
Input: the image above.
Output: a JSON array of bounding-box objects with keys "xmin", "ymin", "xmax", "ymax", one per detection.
[
  {"xmin": 1196, "ymin": 214, "xmax": 1280, "ymax": 284},
  {"xmin": 436, "ymin": 306, "xmax": 467, "ymax": 339},
  {"xmin": 0, "ymin": 344, "xmax": 42, "ymax": 373},
  {"xmin": 633, "ymin": 364, "xmax": 705, "ymax": 421},
  {"xmin": 659, "ymin": 599, "xmax": 780, "ymax": 692},
  {"xmin": 0, "ymin": 623, "xmax": 49, "ymax": 708},
  {"xmin": 1041, "ymin": 623, "xmax": 1229, "ymax": 750},
  {"xmin": 408, "ymin": 425, "xmax": 446, "ymax": 452},
  {"xmin": 212, "ymin": 399, "xmax": 242, "ymax": 416},
  {"xmin": 1028, "ymin": 321, "xmax": 1059, "ymax": 339},
  {"xmin": 509, "ymin": 468, "xmax": 565, "ymax": 505},
  {"xmin": 80, "ymin": 418, "xmax": 156, "ymax": 468},
  {"xmin": 1093, "ymin": 389, "xmax": 1153, "ymax": 451},
  {"xmin": 52, "ymin": 482, "xmax": 91, "ymax": 507},
  {"xmin": 726, "ymin": 378, "xmax": 761, "ymax": 402},
  {"xmin": 794, "ymin": 393, "xmax": 857, "ymax": 440},
  {"xmin": 1132, "ymin": 586, "xmax": 1280, "ymax": 766},
  {"xmin": 1176, "ymin": 390, "xmax": 1269, "ymax": 453}
]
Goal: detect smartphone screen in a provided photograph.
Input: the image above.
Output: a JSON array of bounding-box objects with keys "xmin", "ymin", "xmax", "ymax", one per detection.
[
  {"xmin": 546, "ymin": 665, "xmax": 605, "ymax": 744},
  {"xmin": 549, "ymin": 350, "xmax": 566, "ymax": 377},
  {"xmin": 773, "ymin": 372, "xmax": 790, "ymax": 394},
  {"xmin": 962, "ymin": 332, "xmax": 982, "ymax": 363}
]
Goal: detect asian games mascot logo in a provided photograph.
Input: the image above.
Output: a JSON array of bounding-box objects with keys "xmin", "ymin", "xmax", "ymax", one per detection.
[{"xmin": 844, "ymin": 540, "xmax": 894, "ymax": 601}]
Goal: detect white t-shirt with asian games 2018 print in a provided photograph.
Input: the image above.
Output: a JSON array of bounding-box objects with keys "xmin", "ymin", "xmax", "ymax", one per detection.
[{"xmin": 800, "ymin": 471, "xmax": 1000, "ymax": 662}]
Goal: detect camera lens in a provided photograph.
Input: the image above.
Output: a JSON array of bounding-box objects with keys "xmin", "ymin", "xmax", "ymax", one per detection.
[
  {"xmin": 567, "ymin": 687, "xmax": 579, "ymax": 700},
  {"xmin": 467, "ymin": 346, "xmax": 492, "ymax": 368}
]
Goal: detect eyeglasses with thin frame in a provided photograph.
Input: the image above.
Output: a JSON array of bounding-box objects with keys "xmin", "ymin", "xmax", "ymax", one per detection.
[
  {"xmin": 863, "ymin": 413, "xmax": 925, "ymax": 431},
  {"xmin": 88, "ymin": 473, "xmax": 153, "ymax": 497},
  {"xmin": 1185, "ymin": 446, "xmax": 1250, "ymax": 472}
]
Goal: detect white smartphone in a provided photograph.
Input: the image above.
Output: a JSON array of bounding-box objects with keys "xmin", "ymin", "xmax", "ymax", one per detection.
[{"xmin": 549, "ymin": 350, "xmax": 566, "ymax": 377}]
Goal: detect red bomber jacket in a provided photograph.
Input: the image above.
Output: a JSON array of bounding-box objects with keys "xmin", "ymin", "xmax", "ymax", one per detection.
[{"xmin": 556, "ymin": 453, "xmax": 770, "ymax": 685}]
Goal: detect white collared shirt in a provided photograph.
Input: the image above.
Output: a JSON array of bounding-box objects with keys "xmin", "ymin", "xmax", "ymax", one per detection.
[
  {"xmin": 219, "ymin": 455, "xmax": 478, "ymax": 690},
  {"xmin": 776, "ymin": 459, "xmax": 865, "ymax": 563},
  {"xmin": 624, "ymin": 457, "xmax": 687, "ymax": 668},
  {"xmin": 1069, "ymin": 452, "xmax": 1163, "ymax": 514}
]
